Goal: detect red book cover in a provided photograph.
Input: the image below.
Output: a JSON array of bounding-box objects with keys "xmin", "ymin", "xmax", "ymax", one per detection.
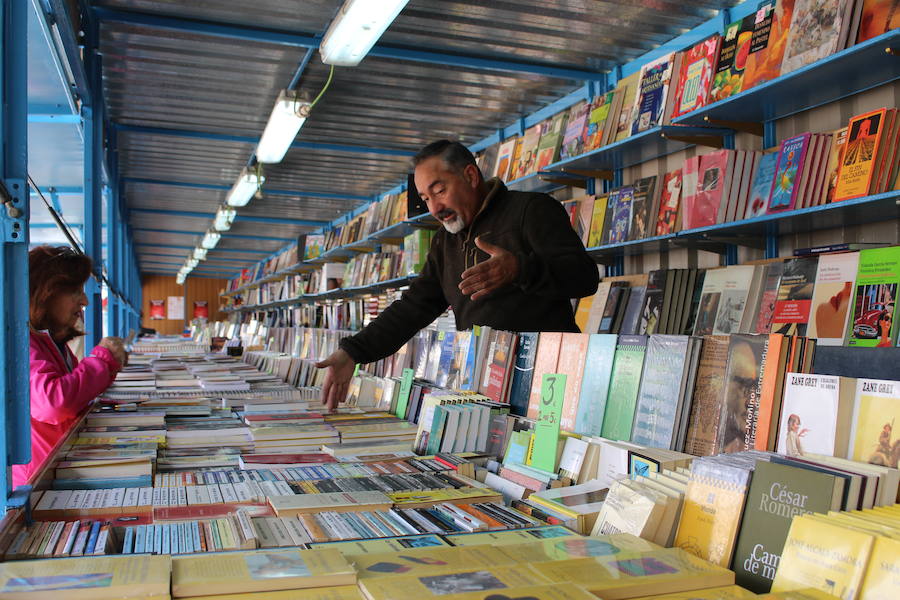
[
  {"xmin": 484, "ymin": 331, "xmax": 515, "ymax": 403},
  {"xmin": 671, "ymin": 34, "xmax": 722, "ymax": 118},
  {"xmin": 680, "ymin": 156, "xmax": 702, "ymax": 230},
  {"xmin": 656, "ymin": 169, "xmax": 684, "ymax": 235},
  {"xmin": 153, "ymin": 503, "xmax": 273, "ymax": 522},
  {"xmin": 691, "ymin": 150, "xmax": 730, "ymax": 228}
]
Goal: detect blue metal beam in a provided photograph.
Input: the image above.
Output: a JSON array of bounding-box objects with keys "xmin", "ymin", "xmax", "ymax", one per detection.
[
  {"xmin": 137, "ymin": 253, "xmax": 252, "ymax": 264},
  {"xmin": 27, "ymin": 113, "xmax": 81, "ymax": 124},
  {"xmin": 130, "ymin": 207, "xmax": 325, "ymax": 227},
  {"xmin": 122, "ymin": 176, "xmax": 371, "ymax": 202},
  {"xmin": 143, "ymin": 269, "xmax": 238, "ymax": 279},
  {"xmin": 82, "ymin": 12, "xmax": 103, "ymax": 350},
  {"xmin": 46, "ymin": 0, "xmax": 92, "ymax": 106},
  {"xmin": 133, "ymin": 227, "xmax": 294, "ymax": 242},
  {"xmin": 31, "ymin": 186, "xmax": 82, "ymax": 195},
  {"xmin": 92, "ymin": 7, "xmax": 603, "ymax": 81},
  {"xmin": 135, "ymin": 243, "xmax": 271, "ymax": 254},
  {"xmin": 113, "ymin": 124, "xmax": 415, "ymax": 159}
]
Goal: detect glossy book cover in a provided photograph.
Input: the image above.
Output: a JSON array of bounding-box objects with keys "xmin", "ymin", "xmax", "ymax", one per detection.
[{"xmin": 767, "ymin": 133, "xmax": 812, "ymax": 212}]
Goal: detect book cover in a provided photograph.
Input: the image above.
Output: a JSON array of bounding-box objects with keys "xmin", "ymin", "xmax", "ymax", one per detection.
[
  {"xmin": 857, "ymin": 0, "xmax": 900, "ymax": 43},
  {"xmin": 638, "ymin": 270, "xmax": 667, "ymax": 336},
  {"xmin": 673, "ymin": 459, "xmax": 753, "ymax": 567},
  {"xmin": 508, "ymin": 332, "xmax": 538, "ymax": 417},
  {"xmin": 656, "ymin": 169, "xmax": 683, "ymax": 236},
  {"xmin": 782, "ymin": 0, "xmax": 857, "ymax": 75},
  {"xmin": 709, "ymin": 14, "xmax": 757, "ymax": 103},
  {"xmin": 693, "ymin": 268, "xmax": 726, "ymax": 336},
  {"xmin": 807, "ymin": 252, "xmax": 859, "ymax": 345},
  {"xmin": 845, "ymin": 246, "xmax": 900, "ymax": 347},
  {"xmin": 629, "ymin": 175, "xmax": 658, "ymax": 241},
  {"xmin": 631, "ymin": 335, "xmax": 692, "ymax": 449},
  {"xmin": 573, "ymin": 334, "xmax": 618, "ymax": 437},
  {"xmin": 834, "ymin": 108, "xmax": 888, "ymax": 201},
  {"xmin": 849, "ymin": 377, "xmax": 900, "ymax": 468},
  {"xmin": 712, "ymin": 265, "xmax": 758, "ymax": 335},
  {"xmin": 535, "ymin": 112, "xmax": 568, "ymax": 172},
  {"xmin": 742, "ymin": 1, "xmax": 796, "ymax": 90},
  {"xmin": 587, "ymin": 193, "xmax": 609, "ymax": 248},
  {"xmin": 483, "ymin": 330, "xmax": 515, "ymax": 403},
  {"xmin": 599, "ymin": 283, "xmax": 628, "ymax": 334},
  {"xmin": 620, "ymin": 285, "xmax": 648, "ymax": 336},
  {"xmin": 600, "ymin": 335, "xmax": 649, "ymax": 441},
  {"xmin": 690, "ymin": 150, "xmax": 730, "ymax": 228},
  {"xmin": 672, "ymin": 34, "xmax": 722, "ymax": 118},
  {"xmin": 527, "ymin": 332, "xmax": 562, "ymax": 419},
  {"xmin": 513, "ymin": 125, "xmax": 542, "ymax": 180},
  {"xmin": 631, "ymin": 52, "xmax": 677, "ymax": 134},
  {"xmin": 754, "ymin": 261, "xmax": 785, "ymax": 334},
  {"xmin": 746, "ymin": 151, "xmax": 779, "ymax": 219},
  {"xmin": 583, "ymin": 91, "xmax": 615, "ymax": 152},
  {"xmin": 732, "ymin": 461, "xmax": 844, "ymax": 593},
  {"xmin": 575, "ymin": 196, "xmax": 595, "ymax": 245},
  {"xmin": 359, "ymin": 565, "xmax": 549, "ymax": 600},
  {"xmin": 608, "ymin": 186, "xmax": 635, "ymax": 244},
  {"xmin": 683, "ymin": 335, "xmax": 731, "ymax": 457},
  {"xmin": 771, "ymin": 257, "xmax": 819, "ymax": 337},
  {"xmin": 492, "ymin": 138, "xmax": 517, "ymax": 181},
  {"xmin": 560, "ymin": 100, "xmax": 589, "ymax": 160},
  {"xmin": 768, "ymin": 133, "xmax": 813, "ymax": 212},
  {"xmin": 614, "ymin": 71, "xmax": 642, "ymax": 142},
  {"xmin": 771, "ymin": 515, "xmax": 874, "ymax": 598},
  {"xmin": 680, "ymin": 156, "xmax": 701, "ymax": 230},
  {"xmin": 718, "ymin": 334, "xmax": 770, "ymax": 454},
  {"xmin": 558, "ymin": 333, "xmax": 590, "ymax": 432},
  {"xmin": 600, "ymin": 190, "xmax": 621, "ymax": 246},
  {"xmin": 777, "ymin": 374, "xmax": 855, "ymax": 457}
]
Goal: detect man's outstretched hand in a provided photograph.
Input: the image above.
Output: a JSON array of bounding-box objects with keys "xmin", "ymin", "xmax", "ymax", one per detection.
[
  {"xmin": 316, "ymin": 348, "xmax": 356, "ymax": 413},
  {"xmin": 458, "ymin": 236, "xmax": 519, "ymax": 301}
]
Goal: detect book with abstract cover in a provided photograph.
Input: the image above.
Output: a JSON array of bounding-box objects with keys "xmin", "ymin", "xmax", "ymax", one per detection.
[
  {"xmin": 745, "ymin": 151, "xmax": 779, "ymax": 219},
  {"xmin": 741, "ymin": 0, "xmax": 796, "ymax": 90},
  {"xmin": 656, "ymin": 169, "xmax": 683, "ymax": 236},
  {"xmin": 806, "ymin": 252, "xmax": 859, "ymax": 345},
  {"xmin": 845, "ymin": 246, "xmax": 900, "ymax": 347},
  {"xmin": 608, "ymin": 187, "xmax": 635, "ymax": 244},
  {"xmin": 559, "ymin": 101, "xmax": 589, "ymax": 160},
  {"xmin": 770, "ymin": 257, "xmax": 819, "ymax": 336},
  {"xmin": 671, "ymin": 34, "xmax": 722, "ymax": 118},
  {"xmin": 781, "ymin": 0, "xmax": 858, "ymax": 74},
  {"xmin": 857, "ymin": 0, "xmax": 900, "ymax": 44},
  {"xmin": 631, "ymin": 52, "xmax": 678, "ymax": 135},
  {"xmin": 833, "ymin": 107, "xmax": 888, "ymax": 201},
  {"xmin": 631, "ymin": 335, "xmax": 692, "ymax": 449},
  {"xmin": 767, "ymin": 133, "xmax": 813, "ymax": 212}
]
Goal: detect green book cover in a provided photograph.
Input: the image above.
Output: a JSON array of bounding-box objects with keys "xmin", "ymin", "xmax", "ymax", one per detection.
[
  {"xmin": 600, "ymin": 335, "xmax": 648, "ymax": 441},
  {"xmin": 732, "ymin": 460, "xmax": 843, "ymax": 593},
  {"xmin": 425, "ymin": 405, "xmax": 449, "ymax": 455},
  {"xmin": 530, "ymin": 373, "xmax": 567, "ymax": 473},
  {"xmin": 845, "ymin": 246, "xmax": 900, "ymax": 347}
]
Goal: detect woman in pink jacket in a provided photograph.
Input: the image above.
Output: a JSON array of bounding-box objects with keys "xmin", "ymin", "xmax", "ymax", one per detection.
[{"xmin": 12, "ymin": 246, "xmax": 129, "ymax": 487}]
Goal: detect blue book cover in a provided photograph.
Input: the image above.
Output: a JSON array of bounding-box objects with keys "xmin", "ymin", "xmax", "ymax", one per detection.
[
  {"xmin": 600, "ymin": 189, "xmax": 621, "ymax": 246},
  {"xmin": 84, "ymin": 521, "xmax": 101, "ymax": 555},
  {"xmin": 767, "ymin": 133, "xmax": 812, "ymax": 212},
  {"xmin": 508, "ymin": 332, "xmax": 538, "ymax": 417},
  {"xmin": 608, "ymin": 186, "xmax": 635, "ymax": 244},
  {"xmin": 745, "ymin": 152, "xmax": 779, "ymax": 218},
  {"xmin": 631, "ymin": 53, "xmax": 674, "ymax": 135},
  {"xmin": 52, "ymin": 475, "xmax": 153, "ymax": 490},
  {"xmin": 122, "ymin": 526, "xmax": 135, "ymax": 554},
  {"xmin": 630, "ymin": 335, "xmax": 691, "ymax": 448},
  {"xmin": 460, "ymin": 328, "xmax": 481, "ymax": 391},
  {"xmin": 574, "ymin": 334, "xmax": 618, "ymax": 436},
  {"xmin": 134, "ymin": 525, "xmax": 146, "ymax": 554},
  {"xmin": 435, "ymin": 331, "xmax": 456, "ymax": 388}
]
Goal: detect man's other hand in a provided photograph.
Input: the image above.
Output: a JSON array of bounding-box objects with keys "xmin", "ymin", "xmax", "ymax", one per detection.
[
  {"xmin": 315, "ymin": 349, "xmax": 356, "ymax": 413},
  {"xmin": 459, "ymin": 236, "xmax": 519, "ymax": 301}
]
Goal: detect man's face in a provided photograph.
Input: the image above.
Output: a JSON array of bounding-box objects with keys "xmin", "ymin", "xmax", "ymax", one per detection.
[{"xmin": 415, "ymin": 156, "xmax": 481, "ymax": 234}]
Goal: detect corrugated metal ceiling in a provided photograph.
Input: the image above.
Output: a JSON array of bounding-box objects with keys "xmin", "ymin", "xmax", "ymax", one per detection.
[{"xmin": 91, "ymin": 0, "xmax": 741, "ymax": 275}]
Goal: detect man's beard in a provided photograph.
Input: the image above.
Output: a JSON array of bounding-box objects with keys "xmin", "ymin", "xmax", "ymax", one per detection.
[{"xmin": 441, "ymin": 214, "xmax": 466, "ymax": 234}]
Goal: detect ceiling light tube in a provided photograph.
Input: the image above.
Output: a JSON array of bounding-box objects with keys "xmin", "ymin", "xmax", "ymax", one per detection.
[
  {"xmin": 214, "ymin": 206, "xmax": 237, "ymax": 231},
  {"xmin": 193, "ymin": 247, "xmax": 208, "ymax": 261},
  {"xmin": 256, "ymin": 90, "xmax": 312, "ymax": 164},
  {"xmin": 226, "ymin": 167, "xmax": 265, "ymax": 207},
  {"xmin": 319, "ymin": 0, "xmax": 410, "ymax": 66},
  {"xmin": 176, "ymin": 273, "xmax": 186, "ymax": 285},
  {"xmin": 201, "ymin": 230, "xmax": 221, "ymax": 250},
  {"xmin": 186, "ymin": 258, "xmax": 199, "ymax": 269}
]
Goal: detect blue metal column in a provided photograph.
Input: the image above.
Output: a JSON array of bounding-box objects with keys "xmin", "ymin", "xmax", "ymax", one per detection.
[
  {"xmin": 763, "ymin": 120, "xmax": 779, "ymax": 259},
  {"xmin": 107, "ymin": 187, "xmax": 118, "ymax": 337},
  {"xmin": 2, "ymin": 0, "xmax": 33, "ymax": 506},
  {"xmin": 82, "ymin": 19, "xmax": 103, "ymax": 349}
]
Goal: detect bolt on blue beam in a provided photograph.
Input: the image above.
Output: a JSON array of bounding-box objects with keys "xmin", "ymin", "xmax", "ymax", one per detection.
[{"xmin": 112, "ymin": 124, "xmax": 415, "ymax": 159}]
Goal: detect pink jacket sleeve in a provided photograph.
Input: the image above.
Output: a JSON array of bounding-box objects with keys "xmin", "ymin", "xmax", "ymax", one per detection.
[{"xmin": 29, "ymin": 343, "xmax": 121, "ymax": 425}]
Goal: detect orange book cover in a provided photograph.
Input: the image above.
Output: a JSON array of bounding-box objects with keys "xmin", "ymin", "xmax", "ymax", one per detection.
[
  {"xmin": 742, "ymin": 0, "xmax": 796, "ymax": 91},
  {"xmin": 754, "ymin": 333, "xmax": 786, "ymax": 451},
  {"xmin": 834, "ymin": 107, "xmax": 889, "ymax": 201},
  {"xmin": 557, "ymin": 333, "xmax": 590, "ymax": 432},
  {"xmin": 527, "ymin": 332, "xmax": 562, "ymax": 419}
]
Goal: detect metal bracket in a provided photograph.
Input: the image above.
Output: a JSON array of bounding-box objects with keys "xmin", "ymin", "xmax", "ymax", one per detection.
[
  {"xmin": 7, "ymin": 485, "xmax": 32, "ymax": 523},
  {"xmin": 0, "ymin": 179, "xmax": 27, "ymax": 243}
]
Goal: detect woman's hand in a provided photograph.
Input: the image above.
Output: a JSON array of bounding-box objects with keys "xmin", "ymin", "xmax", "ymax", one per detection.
[{"xmin": 99, "ymin": 336, "xmax": 129, "ymax": 367}]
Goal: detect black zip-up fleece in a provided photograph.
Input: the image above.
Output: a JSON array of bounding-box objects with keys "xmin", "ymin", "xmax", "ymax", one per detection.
[{"xmin": 340, "ymin": 178, "xmax": 600, "ymax": 365}]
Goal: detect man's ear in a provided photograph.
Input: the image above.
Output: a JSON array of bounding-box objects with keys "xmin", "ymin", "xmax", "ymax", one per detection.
[{"xmin": 464, "ymin": 164, "xmax": 480, "ymax": 188}]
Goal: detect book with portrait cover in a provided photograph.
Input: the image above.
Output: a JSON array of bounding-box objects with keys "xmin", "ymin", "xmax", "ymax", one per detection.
[
  {"xmin": 671, "ymin": 34, "xmax": 722, "ymax": 118},
  {"xmin": 767, "ymin": 133, "xmax": 813, "ymax": 212},
  {"xmin": 600, "ymin": 335, "xmax": 649, "ymax": 441},
  {"xmin": 845, "ymin": 246, "xmax": 900, "ymax": 347},
  {"xmin": 770, "ymin": 257, "xmax": 819, "ymax": 337},
  {"xmin": 717, "ymin": 334, "xmax": 770, "ymax": 454},
  {"xmin": 833, "ymin": 108, "xmax": 889, "ymax": 201},
  {"xmin": 849, "ymin": 377, "xmax": 900, "ymax": 469}
]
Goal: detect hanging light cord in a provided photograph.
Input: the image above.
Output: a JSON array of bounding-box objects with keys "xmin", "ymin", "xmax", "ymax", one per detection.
[{"xmin": 309, "ymin": 64, "xmax": 335, "ymax": 110}]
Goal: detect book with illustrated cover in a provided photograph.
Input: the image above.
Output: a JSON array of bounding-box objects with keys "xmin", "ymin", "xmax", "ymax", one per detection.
[
  {"xmin": 492, "ymin": 138, "xmax": 517, "ymax": 181},
  {"xmin": 746, "ymin": 151, "xmax": 779, "ymax": 219},
  {"xmin": 608, "ymin": 186, "xmax": 635, "ymax": 244},
  {"xmin": 671, "ymin": 34, "xmax": 722, "ymax": 118},
  {"xmin": 600, "ymin": 335, "xmax": 649, "ymax": 441},
  {"xmin": 629, "ymin": 175, "xmax": 659, "ymax": 241},
  {"xmin": 631, "ymin": 52, "xmax": 678, "ymax": 135},
  {"xmin": 560, "ymin": 101, "xmax": 589, "ymax": 160},
  {"xmin": 768, "ymin": 133, "xmax": 813, "ymax": 212},
  {"xmin": 718, "ymin": 334, "xmax": 770, "ymax": 454},
  {"xmin": 770, "ymin": 257, "xmax": 819, "ymax": 337},
  {"xmin": 823, "ymin": 127, "xmax": 849, "ymax": 204},
  {"xmin": 583, "ymin": 91, "xmax": 615, "ymax": 152},
  {"xmin": 777, "ymin": 374, "xmax": 856, "ymax": 458},
  {"xmin": 754, "ymin": 261, "xmax": 785, "ymax": 334},
  {"xmin": 631, "ymin": 335, "xmax": 692, "ymax": 449},
  {"xmin": 806, "ymin": 252, "xmax": 859, "ymax": 345},
  {"xmin": 512, "ymin": 125, "xmax": 542, "ymax": 180},
  {"xmin": 587, "ymin": 193, "xmax": 609, "ymax": 248},
  {"xmin": 614, "ymin": 71, "xmax": 643, "ymax": 143},
  {"xmin": 535, "ymin": 112, "xmax": 568, "ymax": 172},
  {"xmin": 709, "ymin": 14, "xmax": 757, "ymax": 104},
  {"xmin": 849, "ymin": 377, "xmax": 900, "ymax": 469},
  {"xmin": 656, "ymin": 169, "xmax": 683, "ymax": 235},
  {"xmin": 781, "ymin": 0, "xmax": 859, "ymax": 75},
  {"xmin": 845, "ymin": 246, "xmax": 900, "ymax": 347},
  {"xmin": 712, "ymin": 265, "xmax": 758, "ymax": 335},
  {"xmin": 639, "ymin": 270, "xmax": 667, "ymax": 336},
  {"xmin": 357, "ymin": 565, "xmax": 549, "ymax": 600},
  {"xmin": 683, "ymin": 335, "xmax": 731, "ymax": 457},
  {"xmin": 857, "ymin": 0, "xmax": 900, "ymax": 43},
  {"xmin": 742, "ymin": 1, "xmax": 796, "ymax": 90},
  {"xmin": 693, "ymin": 268, "xmax": 726, "ymax": 336},
  {"xmin": 834, "ymin": 108, "xmax": 889, "ymax": 201}
]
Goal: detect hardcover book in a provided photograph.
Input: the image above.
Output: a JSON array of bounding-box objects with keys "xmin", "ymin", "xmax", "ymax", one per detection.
[
  {"xmin": 600, "ymin": 335, "xmax": 649, "ymax": 441},
  {"xmin": 777, "ymin": 373, "xmax": 856, "ymax": 458},
  {"xmin": 608, "ymin": 186, "xmax": 635, "ymax": 244},
  {"xmin": 656, "ymin": 169, "xmax": 683, "ymax": 236},
  {"xmin": 718, "ymin": 334, "xmax": 770, "ymax": 454},
  {"xmin": 741, "ymin": 0, "xmax": 796, "ymax": 90},
  {"xmin": 508, "ymin": 332, "xmax": 538, "ymax": 417},
  {"xmin": 754, "ymin": 261, "xmax": 785, "ymax": 334},
  {"xmin": 629, "ymin": 175, "xmax": 659, "ymax": 241},
  {"xmin": 573, "ymin": 334, "xmax": 618, "ymax": 436},
  {"xmin": 639, "ymin": 270, "xmax": 667, "ymax": 335}
]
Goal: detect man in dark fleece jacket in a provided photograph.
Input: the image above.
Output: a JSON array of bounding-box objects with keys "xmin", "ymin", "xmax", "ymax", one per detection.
[{"xmin": 317, "ymin": 140, "xmax": 600, "ymax": 410}]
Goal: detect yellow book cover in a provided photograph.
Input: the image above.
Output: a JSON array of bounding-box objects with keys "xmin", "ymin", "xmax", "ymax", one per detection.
[
  {"xmin": 351, "ymin": 545, "xmax": 513, "ymax": 580},
  {"xmin": 357, "ymin": 565, "xmax": 549, "ymax": 600},
  {"xmin": 849, "ymin": 377, "xmax": 900, "ymax": 469},
  {"xmin": 443, "ymin": 525, "xmax": 582, "ymax": 546},
  {"xmin": 308, "ymin": 534, "xmax": 450, "ymax": 556},
  {"xmin": 171, "ymin": 548, "xmax": 355, "ymax": 597},
  {"xmin": 387, "ymin": 488, "xmax": 499, "ymax": 507},
  {"xmin": 179, "ymin": 586, "xmax": 363, "ymax": 600},
  {"xmin": 771, "ymin": 515, "xmax": 875, "ymax": 600},
  {"xmin": 673, "ymin": 460, "xmax": 751, "ymax": 567},
  {"xmin": 760, "ymin": 590, "xmax": 843, "ymax": 599},
  {"xmin": 499, "ymin": 535, "xmax": 660, "ymax": 563},
  {"xmin": 0, "ymin": 554, "xmax": 170, "ymax": 599},
  {"xmin": 529, "ymin": 547, "xmax": 734, "ymax": 600},
  {"xmin": 858, "ymin": 534, "xmax": 900, "ymax": 599},
  {"xmin": 269, "ymin": 491, "xmax": 392, "ymax": 516},
  {"xmin": 630, "ymin": 585, "xmax": 757, "ymax": 599},
  {"xmin": 587, "ymin": 194, "xmax": 609, "ymax": 248},
  {"xmin": 401, "ymin": 582, "xmax": 597, "ymax": 600}
]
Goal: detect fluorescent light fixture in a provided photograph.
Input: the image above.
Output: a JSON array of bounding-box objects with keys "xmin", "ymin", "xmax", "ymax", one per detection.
[
  {"xmin": 201, "ymin": 230, "xmax": 221, "ymax": 250},
  {"xmin": 319, "ymin": 0, "xmax": 409, "ymax": 66},
  {"xmin": 226, "ymin": 167, "xmax": 265, "ymax": 207},
  {"xmin": 256, "ymin": 90, "xmax": 311, "ymax": 164},
  {"xmin": 176, "ymin": 273, "xmax": 186, "ymax": 285},
  {"xmin": 214, "ymin": 206, "xmax": 237, "ymax": 231},
  {"xmin": 186, "ymin": 258, "xmax": 199, "ymax": 269},
  {"xmin": 193, "ymin": 247, "xmax": 208, "ymax": 261}
]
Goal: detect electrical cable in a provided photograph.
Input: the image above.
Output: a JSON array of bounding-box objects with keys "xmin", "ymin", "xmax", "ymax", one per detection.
[{"xmin": 309, "ymin": 64, "xmax": 335, "ymax": 109}]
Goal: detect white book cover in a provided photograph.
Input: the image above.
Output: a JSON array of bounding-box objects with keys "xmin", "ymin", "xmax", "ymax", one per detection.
[
  {"xmin": 712, "ymin": 264, "xmax": 758, "ymax": 334},
  {"xmin": 692, "ymin": 267, "xmax": 727, "ymax": 336},
  {"xmin": 806, "ymin": 251, "xmax": 859, "ymax": 345},
  {"xmin": 777, "ymin": 373, "xmax": 852, "ymax": 457}
]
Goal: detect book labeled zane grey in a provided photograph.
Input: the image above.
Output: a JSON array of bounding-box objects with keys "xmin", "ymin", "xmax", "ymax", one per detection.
[
  {"xmin": 600, "ymin": 335, "xmax": 649, "ymax": 442},
  {"xmin": 671, "ymin": 34, "xmax": 722, "ymax": 118},
  {"xmin": 172, "ymin": 548, "xmax": 355, "ymax": 597},
  {"xmin": 732, "ymin": 461, "xmax": 845, "ymax": 593},
  {"xmin": 845, "ymin": 246, "xmax": 900, "ymax": 347},
  {"xmin": 834, "ymin": 108, "xmax": 889, "ymax": 201},
  {"xmin": 777, "ymin": 373, "xmax": 856, "ymax": 458},
  {"xmin": 806, "ymin": 252, "xmax": 859, "ymax": 345},
  {"xmin": 849, "ymin": 377, "xmax": 900, "ymax": 469},
  {"xmin": 768, "ymin": 133, "xmax": 813, "ymax": 212},
  {"xmin": 631, "ymin": 52, "xmax": 678, "ymax": 135}
]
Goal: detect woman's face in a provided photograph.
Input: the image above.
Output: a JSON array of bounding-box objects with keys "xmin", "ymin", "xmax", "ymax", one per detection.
[{"xmin": 48, "ymin": 286, "xmax": 88, "ymax": 334}]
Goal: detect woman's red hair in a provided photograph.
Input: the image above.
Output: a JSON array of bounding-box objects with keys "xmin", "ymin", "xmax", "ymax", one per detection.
[{"xmin": 29, "ymin": 245, "xmax": 93, "ymax": 333}]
